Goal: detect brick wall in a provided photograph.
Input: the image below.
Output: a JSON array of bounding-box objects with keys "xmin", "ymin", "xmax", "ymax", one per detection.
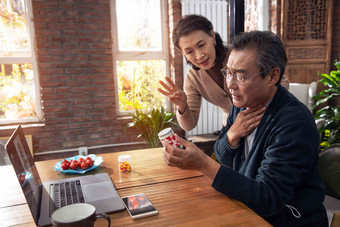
[
  {"xmin": 34, "ymin": 0, "xmax": 120, "ymax": 152},
  {"xmin": 168, "ymin": 0, "xmax": 184, "ymax": 89}
]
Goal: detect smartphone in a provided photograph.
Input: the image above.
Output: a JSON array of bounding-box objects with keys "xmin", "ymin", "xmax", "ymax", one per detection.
[{"xmin": 122, "ymin": 193, "xmax": 158, "ymax": 219}]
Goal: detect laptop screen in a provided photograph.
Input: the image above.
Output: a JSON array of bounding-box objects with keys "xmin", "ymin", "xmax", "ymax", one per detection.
[{"xmin": 5, "ymin": 125, "xmax": 42, "ymax": 225}]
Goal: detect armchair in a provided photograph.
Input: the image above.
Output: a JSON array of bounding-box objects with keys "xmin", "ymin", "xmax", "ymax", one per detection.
[{"xmin": 288, "ymin": 82, "xmax": 317, "ymax": 111}]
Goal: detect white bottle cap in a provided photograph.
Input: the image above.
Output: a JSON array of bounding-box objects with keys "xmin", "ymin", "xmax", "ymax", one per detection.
[
  {"xmin": 118, "ymin": 154, "xmax": 131, "ymax": 162},
  {"xmin": 158, "ymin": 128, "xmax": 174, "ymax": 140}
]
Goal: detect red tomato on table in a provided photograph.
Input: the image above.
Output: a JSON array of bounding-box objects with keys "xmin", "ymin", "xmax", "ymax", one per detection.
[
  {"xmin": 86, "ymin": 159, "xmax": 94, "ymax": 167},
  {"xmin": 77, "ymin": 158, "xmax": 85, "ymax": 166},
  {"xmin": 61, "ymin": 159, "xmax": 69, "ymax": 164},
  {"xmin": 70, "ymin": 162, "xmax": 78, "ymax": 170},
  {"xmin": 80, "ymin": 161, "xmax": 89, "ymax": 170},
  {"xmin": 61, "ymin": 162, "xmax": 70, "ymax": 170}
]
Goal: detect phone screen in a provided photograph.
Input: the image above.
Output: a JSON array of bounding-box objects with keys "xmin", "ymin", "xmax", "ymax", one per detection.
[{"xmin": 122, "ymin": 193, "xmax": 158, "ymax": 219}]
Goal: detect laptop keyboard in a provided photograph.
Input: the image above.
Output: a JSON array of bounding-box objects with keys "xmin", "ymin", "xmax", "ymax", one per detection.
[{"xmin": 49, "ymin": 180, "xmax": 85, "ymax": 216}]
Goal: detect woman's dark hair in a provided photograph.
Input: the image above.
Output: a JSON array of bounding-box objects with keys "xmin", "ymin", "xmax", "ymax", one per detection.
[
  {"xmin": 229, "ymin": 31, "xmax": 287, "ymax": 86},
  {"xmin": 173, "ymin": 14, "xmax": 227, "ymax": 70}
]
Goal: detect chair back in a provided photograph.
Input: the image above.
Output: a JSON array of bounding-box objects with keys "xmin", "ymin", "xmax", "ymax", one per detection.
[{"xmin": 289, "ymin": 82, "xmax": 317, "ymax": 111}]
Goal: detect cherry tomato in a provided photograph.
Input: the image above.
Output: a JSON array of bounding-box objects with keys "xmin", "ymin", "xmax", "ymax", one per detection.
[
  {"xmin": 70, "ymin": 162, "xmax": 78, "ymax": 170},
  {"xmin": 80, "ymin": 161, "xmax": 89, "ymax": 170},
  {"xmin": 77, "ymin": 158, "xmax": 85, "ymax": 166},
  {"xmin": 86, "ymin": 159, "xmax": 94, "ymax": 167},
  {"xmin": 70, "ymin": 159, "xmax": 77, "ymax": 166},
  {"xmin": 61, "ymin": 162, "xmax": 70, "ymax": 170},
  {"xmin": 85, "ymin": 157, "xmax": 92, "ymax": 161},
  {"xmin": 61, "ymin": 159, "xmax": 70, "ymax": 165}
]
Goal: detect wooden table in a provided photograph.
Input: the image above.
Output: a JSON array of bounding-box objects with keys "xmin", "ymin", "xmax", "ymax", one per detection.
[
  {"xmin": 0, "ymin": 148, "xmax": 271, "ymax": 226},
  {"xmin": 35, "ymin": 148, "xmax": 204, "ymax": 189},
  {"xmin": 0, "ymin": 165, "xmax": 27, "ymax": 208}
]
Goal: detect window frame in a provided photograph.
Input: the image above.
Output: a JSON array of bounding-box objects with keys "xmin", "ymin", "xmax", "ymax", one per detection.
[
  {"xmin": 0, "ymin": 0, "xmax": 42, "ymax": 125},
  {"xmin": 110, "ymin": 0, "xmax": 170, "ymax": 116}
]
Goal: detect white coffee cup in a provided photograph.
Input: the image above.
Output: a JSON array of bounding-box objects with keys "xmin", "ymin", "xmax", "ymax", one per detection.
[{"xmin": 51, "ymin": 203, "xmax": 110, "ymax": 227}]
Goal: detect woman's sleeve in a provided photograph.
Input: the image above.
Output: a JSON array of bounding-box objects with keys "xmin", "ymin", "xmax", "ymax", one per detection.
[{"xmin": 176, "ymin": 69, "xmax": 202, "ymax": 131}]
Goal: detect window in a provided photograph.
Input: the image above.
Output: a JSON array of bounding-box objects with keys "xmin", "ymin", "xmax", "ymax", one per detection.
[
  {"xmin": 0, "ymin": 0, "xmax": 41, "ymax": 124},
  {"xmin": 111, "ymin": 0, "xmax": 169, "ymax": 115}
]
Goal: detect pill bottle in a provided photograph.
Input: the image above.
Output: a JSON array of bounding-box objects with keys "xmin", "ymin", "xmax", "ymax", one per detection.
[
  {"xmin": 118, "ymin": 154, "xmax": 131, "ymax": 172},
  {"xmin": 158, "ymin": 128, "xmax": 180, "ymax": 147}
]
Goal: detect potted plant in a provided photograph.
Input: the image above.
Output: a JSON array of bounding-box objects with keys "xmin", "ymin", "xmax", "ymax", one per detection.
[
  {"xmin": 126, "ymin": 107, "xmax": 179, "ymax": 148},
  {"xmin": 312, "ymin": 60, "xmax": 340, "ymax": 148}
]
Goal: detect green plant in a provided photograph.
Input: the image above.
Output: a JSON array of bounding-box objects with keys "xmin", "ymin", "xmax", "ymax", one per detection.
[
  {"xmin": 126, "ymin": 107, "xmax": 178, "ymax": 148},
  {"xmin": 312, "ymin": 60, "xmax": 340, "ymax": 147}
]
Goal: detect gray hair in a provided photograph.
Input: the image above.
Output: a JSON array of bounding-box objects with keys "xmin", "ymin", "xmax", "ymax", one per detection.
[{"xmin": 229, "ymin": 31, "xmax": 287, "ymax": 86}]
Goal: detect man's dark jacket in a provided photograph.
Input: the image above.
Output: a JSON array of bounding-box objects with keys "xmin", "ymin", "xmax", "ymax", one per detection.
[{"xmin": 213, "ymin": 85, "xmax": 328, "ymax": 226}]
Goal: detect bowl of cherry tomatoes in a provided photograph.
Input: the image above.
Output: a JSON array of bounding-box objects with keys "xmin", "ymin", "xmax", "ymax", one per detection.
[{"xmin": 54, "ymin": 154, "xmax": 103, "ymax": 174}]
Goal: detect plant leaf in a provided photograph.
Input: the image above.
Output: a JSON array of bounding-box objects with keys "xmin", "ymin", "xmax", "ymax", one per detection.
[{"xmin": 124, "ymin": 107, "xmax": 178, "ymax": 148}]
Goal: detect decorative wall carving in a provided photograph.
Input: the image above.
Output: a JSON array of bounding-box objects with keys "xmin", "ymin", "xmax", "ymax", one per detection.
[
  {"xmin": 286, "ymin": 64, "xmax": 325, "ymax": 83},
  {"xmin": 287, "ymin": 47, "xmax": 325, "ymax": 60}
]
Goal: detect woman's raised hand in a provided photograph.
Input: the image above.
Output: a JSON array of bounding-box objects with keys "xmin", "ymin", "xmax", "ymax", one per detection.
[{"xmin": 158, "ymin": 77, "xmax": 188, "ymax": 113}]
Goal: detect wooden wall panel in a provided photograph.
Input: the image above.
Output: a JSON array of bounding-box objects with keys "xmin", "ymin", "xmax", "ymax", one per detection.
[
  {"xmin": 281, "ymin": 0, "xmax": 333, "ymax": 85},
  {"xmin": 285, "ymin": 64, "xmax": 325, "ymax": 83}
]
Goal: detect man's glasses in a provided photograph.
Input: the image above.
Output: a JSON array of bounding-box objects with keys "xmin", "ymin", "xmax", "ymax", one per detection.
[{"xmin": 221, "ymin": 66, "xmax": 263, "ymax": 86}]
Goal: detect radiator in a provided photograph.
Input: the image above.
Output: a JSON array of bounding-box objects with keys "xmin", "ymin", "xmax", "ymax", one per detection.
[{"xmin": 182, "ymin": 0, "xmax": 228, "ymax": 136}]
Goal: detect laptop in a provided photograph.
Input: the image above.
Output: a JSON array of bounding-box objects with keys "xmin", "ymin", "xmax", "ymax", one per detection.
[{"xmin": 5, "ymin": 125, "xmax": 125, "ymax": 226}]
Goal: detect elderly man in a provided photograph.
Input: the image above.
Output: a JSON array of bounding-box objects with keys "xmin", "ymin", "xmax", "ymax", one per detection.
[{"xmin": 162, "ymin": 31, "xmax": 328, "ymax": 226}]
